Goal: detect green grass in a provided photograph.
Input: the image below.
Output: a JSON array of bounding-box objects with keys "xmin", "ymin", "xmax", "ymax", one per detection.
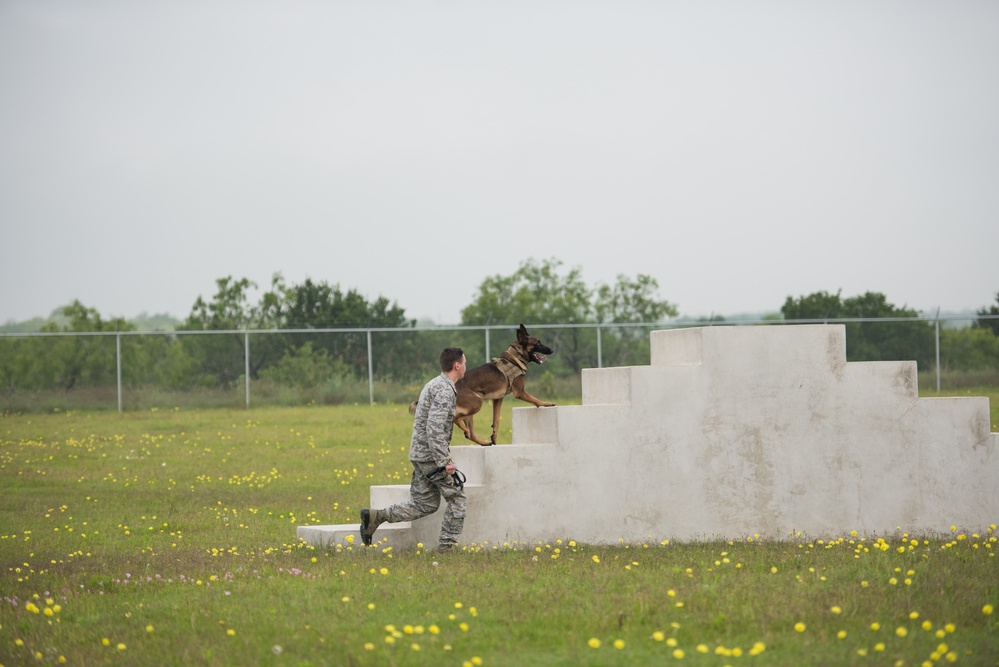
[{"xmin": 1, "ymin": 404, "xmax": 997, "ymax": 666}]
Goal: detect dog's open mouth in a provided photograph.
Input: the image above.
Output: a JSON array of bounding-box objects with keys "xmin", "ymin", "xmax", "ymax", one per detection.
[{"xmin": 532, "ymin": 353, "xmax": 547, "ymax": 364}]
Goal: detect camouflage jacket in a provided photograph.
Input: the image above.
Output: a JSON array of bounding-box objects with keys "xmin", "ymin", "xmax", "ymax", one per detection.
[{"xmin": 409, "ymin": 372, "xmax": 457, "ymax": 467}]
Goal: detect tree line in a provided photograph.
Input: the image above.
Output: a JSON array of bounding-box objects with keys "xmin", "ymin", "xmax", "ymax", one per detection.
[{"xmin": 1, "ymin": 258, "xmax": 998, "ymax": 400}]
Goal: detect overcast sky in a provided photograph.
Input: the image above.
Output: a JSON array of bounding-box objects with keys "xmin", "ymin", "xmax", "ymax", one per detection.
[{"xmin": 1, "ymin": 1, "xmax": 997, "ymax": 326}]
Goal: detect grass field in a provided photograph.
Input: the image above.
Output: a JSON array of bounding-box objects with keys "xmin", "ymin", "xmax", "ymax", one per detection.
[{"xmin": 1, "ymin": 400, "xmax": 997, "ymax": 666}]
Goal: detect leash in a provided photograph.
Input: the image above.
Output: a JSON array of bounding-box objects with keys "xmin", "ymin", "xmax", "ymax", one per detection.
[{"xmin": 428, "ymin": 465, "xmax": 466, "ymax": 491}]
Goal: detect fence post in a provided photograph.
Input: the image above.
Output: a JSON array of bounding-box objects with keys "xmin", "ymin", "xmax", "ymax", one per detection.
[
  {"xmin": 116, "ymin": 333, "xmax": 122, "ymax": 414},
  {"xmin": 596, "ymin": 324, "xmax": 602, "ymax": 368},
  {"xmin": 367, "ymin": 329, "xmax": 374, "ymax": 405},
  {"xmin": 935, "ymin": 308, "xmax": 941, "ymax": 393},
  {"xmin": 485, "ymin": 328, "xmax": 490, "ymax": 363},
  {"xmin": 245, "ymin": 330, "xmax": 251, "ymax": 409}
]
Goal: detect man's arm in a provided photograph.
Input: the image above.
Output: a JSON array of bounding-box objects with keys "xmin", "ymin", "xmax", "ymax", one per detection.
[{"xmin": 424, "ymin": 389, "xmax": 454, "ymax": 468}]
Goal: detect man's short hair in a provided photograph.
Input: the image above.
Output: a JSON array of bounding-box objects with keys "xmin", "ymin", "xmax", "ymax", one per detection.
[{"xmin": 439, "ymin": 347, "xmax": 464, "ymax": 372}]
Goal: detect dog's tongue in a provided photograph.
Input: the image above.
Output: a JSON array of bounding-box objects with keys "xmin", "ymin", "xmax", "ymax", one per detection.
[{"xmin": 534, "ymin": 353, "xmax": 547, "ymax": 363}]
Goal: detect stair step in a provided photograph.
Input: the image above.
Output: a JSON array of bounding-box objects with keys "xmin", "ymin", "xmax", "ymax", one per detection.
[
  {"xmin": 297, "ymin": 522, "xmax": 415, "ymax": 551},
  {"xmin": 301, "ymin": 483, "xmax": 485, "ymax": 551},
  {"xmin": 298, "ymin": 443, "xmax": 557, "ymax": 551},
  {"xmin": 370, "ymin": 484, "xmax": 413, "ymax": 508},
  {"xmin": 450, "ymin": 445, "xmax": 485, "ymax": 480}
]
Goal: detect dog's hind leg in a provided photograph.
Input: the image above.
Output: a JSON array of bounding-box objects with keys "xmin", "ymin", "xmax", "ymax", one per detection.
[
  {"xmin": 454, "ymin": 412, "xmax": 493, "ymax": 446},
  {"xmin": 489, "ymin": 397, "xmax": 504, "ymax": 445},
  {"xmin": 454, "ymin": 389, "xmax": 493, "ymax": 446},
  {"xmin": 454, "ymin": 414, "xmax": 471, "ymax": 441}
]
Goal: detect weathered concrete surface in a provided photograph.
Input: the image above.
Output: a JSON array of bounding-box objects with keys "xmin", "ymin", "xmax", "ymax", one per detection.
[{"xmin": 299, "ymin": 325, "xmax": 998, "ymax": 548}]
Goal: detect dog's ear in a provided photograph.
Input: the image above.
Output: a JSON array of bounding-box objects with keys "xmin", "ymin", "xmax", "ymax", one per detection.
[{"xmin": 518, "ymin": 323, "xmax": 528, "ymax": 337}]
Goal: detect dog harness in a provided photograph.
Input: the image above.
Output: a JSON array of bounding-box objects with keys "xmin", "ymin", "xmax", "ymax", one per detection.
[{"xmin": 491, "ymin": 346, "xmax": 528, "ymax": 390}]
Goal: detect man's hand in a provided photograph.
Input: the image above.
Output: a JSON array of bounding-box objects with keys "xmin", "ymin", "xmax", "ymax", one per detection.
[{"xmin": 445, "ymin": 463, "xmax": 456, "ymax": 475}]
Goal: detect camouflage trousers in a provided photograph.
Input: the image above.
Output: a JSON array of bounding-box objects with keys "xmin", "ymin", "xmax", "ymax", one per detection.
[{"xmin": 386, "ymin": 461, "xmax": 466, "ymax": 547}]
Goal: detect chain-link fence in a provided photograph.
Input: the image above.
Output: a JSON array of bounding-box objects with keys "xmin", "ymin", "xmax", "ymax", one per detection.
[{"xmin": 2, "ymin": 317, "xmax": 998, "ymax": 412}]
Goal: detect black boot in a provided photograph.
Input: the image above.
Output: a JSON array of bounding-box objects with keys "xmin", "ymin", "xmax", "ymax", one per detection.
[{"xmin": 359, "ymin": 508, "xmax": 387, "ymax": 546}]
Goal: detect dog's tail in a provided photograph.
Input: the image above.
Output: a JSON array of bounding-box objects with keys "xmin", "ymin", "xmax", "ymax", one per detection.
[{"xmin": 408, "ymin": 400, "xmax": 418, "ymax": 416}]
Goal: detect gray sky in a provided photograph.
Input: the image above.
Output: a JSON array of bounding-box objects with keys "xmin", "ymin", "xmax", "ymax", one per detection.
[{"xmin": 2, "ymin": 1, "xmax": 997, "ymax": 326}]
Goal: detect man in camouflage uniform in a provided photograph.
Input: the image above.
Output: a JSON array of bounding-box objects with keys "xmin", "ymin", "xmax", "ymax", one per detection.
[{"xmin": 360, "ymin": 347, "xmax": 467, "ymax": 554}]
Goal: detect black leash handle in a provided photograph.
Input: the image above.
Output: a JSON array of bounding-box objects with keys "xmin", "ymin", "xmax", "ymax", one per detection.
[{"xmin": 428, "ymin": 465, "xmax": 466, "ymax": 491}]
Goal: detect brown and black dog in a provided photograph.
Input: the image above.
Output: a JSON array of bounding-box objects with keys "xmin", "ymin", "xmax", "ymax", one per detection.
[{"xmin": 410, "ymin": 324, "xmax": 555, "ymax": 446}]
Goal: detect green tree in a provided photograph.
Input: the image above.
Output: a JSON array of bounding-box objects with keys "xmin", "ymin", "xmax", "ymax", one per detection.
[
  {"xmin": 975, "ymin": 292, "xmax": 999, "ymax": 336},
  {"xmin": 282, "ymin": 279, "xmax": 409, "ymax": 329},
  {"xmin": 0, "ymin": 301, "xmax": 194, "ymax": 400},
  {"xmin": 281, "ymin": 278, "xmax": 413, "ymax": 380},
  {"xmin": 594, "ymin": 273, "xmax": 678, "ymax": 324},
  {"xmin": 461, "ymin": 258, "xmax": 595, "ymax": 374},
  {"xmin": 842, "ymin": 292, "xmax": 933, "ymax": 366},
  {"xmin": 940, "ymin": 327, "xmax": 999, "ymax": 374},
  {"xmin": 595, "ymin": 274, "xmax": 678, "ymax": 367},
  {"xmin": 781, "ymin": 290, "xmax": 845, "ymax": 320},
  {"xmin": 38, "ymin": 301, "xmax": 132, "ymax": 390},
  {"xmin": 183, "ymin": 275, "xmax": 286, "ymax": 331},
  {"xmin": 461, "ymin": 258, "xmax": 593, "ymax": 325},
  {"xmin": 782, "ymin": 290, "xmax": 934, "ymax": 367},
  {"xmin": 41, "ymin": 300, "xmax": 132, "ymax": 334},
  {"xmin": 462, "ymin": 258, "xmax": 680, "ymax": 372},
  {"xmin": 258, "ymin": 342, "xmax": 351, "ymax": 388},
  {"xmin": 179, "ymin": 275, "xmax": 287, "ymax": 385}
]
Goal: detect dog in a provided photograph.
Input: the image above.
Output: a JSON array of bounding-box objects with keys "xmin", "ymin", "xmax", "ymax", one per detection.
[{"xmin": 410, "ymin": 324, "xmax": 555, "ymax": 446}]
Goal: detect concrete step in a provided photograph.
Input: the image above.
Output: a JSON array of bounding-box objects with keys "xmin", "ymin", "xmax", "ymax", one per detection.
[
  {"xmin": 450, "ymin": 444, "xmax": 485, "ymax": 479},
  {"xmin": 581, "ymin": 367, "xmax": 634, "ymax": 405},
  {"xmin": 370, "ymin": 484, "xmax": 414, "ymax": 508},
  {"xmin": 297, "ymin": 521, "xmax": 416, "ymax": 551},
  {"xmin": 297, "ymin": 441, "xmax": 556, "ymax": 551},
  {"xmin": 512, "ymin": 406, "xmax": 559, "ymax": 444},
  {"xmin": 300, "ymin": 483, "xmax": 486, "ymax": 551}
]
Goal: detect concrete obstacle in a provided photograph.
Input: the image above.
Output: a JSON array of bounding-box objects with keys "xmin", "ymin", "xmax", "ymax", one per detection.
[{"xmin": 298, "ymin": 324, "xmax": 998, "ymax": 550}]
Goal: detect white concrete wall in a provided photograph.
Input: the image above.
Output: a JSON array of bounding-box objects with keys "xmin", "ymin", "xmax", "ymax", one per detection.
[
  {"xmin": 452, "ymin": 324, "xmax": 998, "ymax": 543},
  {"xmin": 299, "ymin": 324, "xmax": 998, "ymax": 549}
]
